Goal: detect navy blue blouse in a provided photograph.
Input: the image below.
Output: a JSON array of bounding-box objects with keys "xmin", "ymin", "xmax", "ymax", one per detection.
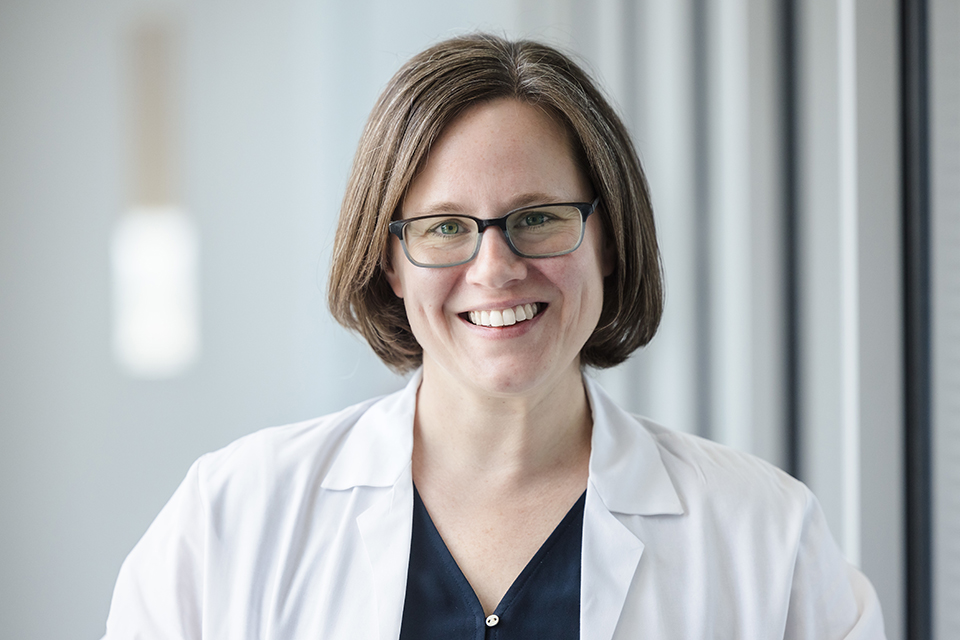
[{"xmin": 399, "ymin": 486, "xmax": 585, "ymax": 639}]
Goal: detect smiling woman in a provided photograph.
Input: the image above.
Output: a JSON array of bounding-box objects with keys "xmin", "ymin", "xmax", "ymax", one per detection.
[
  {"xmin": 384, "ymin": 98, "xmax": 608, "ymax": 401},
  {"xmin": 327, "ymin": 35, "xmax": 662, "ymax": 374},
  {"xmin": 102, "ymin": 34, "xmax": 886, "ymax": 639}
]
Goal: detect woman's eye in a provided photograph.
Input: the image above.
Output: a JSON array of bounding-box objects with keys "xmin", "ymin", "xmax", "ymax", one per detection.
[
  {"xmin": 428, "ymin": 220, "xmax": 463, "ymax": 235},
  {"xmin": 522, "ymin": 213, "xmax": 549, "ymax": 226},
  {"xmin": 438, "ymin": 222, "xmax": 460, "ymax": 234}
]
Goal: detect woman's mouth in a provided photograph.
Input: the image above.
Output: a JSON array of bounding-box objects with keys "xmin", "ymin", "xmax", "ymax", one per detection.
[{"xmin": 464, "ymin": 303, "xmax": 543, "ymax": 327}]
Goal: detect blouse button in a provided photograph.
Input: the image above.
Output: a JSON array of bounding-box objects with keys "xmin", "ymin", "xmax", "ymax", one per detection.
[{"xmin": 485, "ymin": 614, "xmax": 500, "ymax": 627}]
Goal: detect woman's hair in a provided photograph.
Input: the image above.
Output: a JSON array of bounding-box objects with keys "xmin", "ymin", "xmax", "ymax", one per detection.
[{"xmin": 328, "ymin": 33, "xmax": 662, "ymax": 371}]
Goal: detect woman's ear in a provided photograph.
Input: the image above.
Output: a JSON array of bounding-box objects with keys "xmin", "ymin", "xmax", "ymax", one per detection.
[
  {"xmin": 599, "ymin": 222, "xmax": 615, "ymax": 277},
  {"xmin": 601, "ymin": 243, "xmax": 615, "ymax": 277},
  {"xmin": 384, "ymin": 244, "xmax": 404, "ymax": 298}
]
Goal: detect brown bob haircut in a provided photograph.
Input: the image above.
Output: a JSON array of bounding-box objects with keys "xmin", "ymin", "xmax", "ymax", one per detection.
[{"xmin": 328, "ymin": 33, "xmax": 662, "ymax": 372}]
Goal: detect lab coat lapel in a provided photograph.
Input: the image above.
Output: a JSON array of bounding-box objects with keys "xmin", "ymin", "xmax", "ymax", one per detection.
[
  {"xmin": 580, "ymin": 376, "xmax": 684, "ymax": 640},
  {"xmin": 321, "ymin": 372, "xmax": 421, "ymax": 640},
  {"xmin": 357, "ymin": 472, "xmax": 414, "ymax": 640},
  {"xmin": 580, "ymin": 484, "xmax": 645, "ymax": 640}
]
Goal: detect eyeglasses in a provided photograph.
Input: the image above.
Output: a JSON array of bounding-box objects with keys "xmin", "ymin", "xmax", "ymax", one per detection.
[{"xmin": 388, "ymin": 197, "xmax": 599, "ymax": 268}]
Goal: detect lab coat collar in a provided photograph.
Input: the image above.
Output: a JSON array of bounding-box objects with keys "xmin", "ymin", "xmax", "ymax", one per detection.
[
  {"xmin": 320, "ymin": 370, "xmax": 421, "ymax": 491},
  {"xmin": 583, "ymin": 374, "xmax": 684, "ymax": 517},
  {"xmin": 580, "ymin": 375, "xmax": 683, "ymax": 640},
  {"xmin": 320, "ymin": 371, "xmax": 421, "ymax": 640},
  {"xmin": 321, "ymin": 369, "xmax": 684, "ymax": 515}
]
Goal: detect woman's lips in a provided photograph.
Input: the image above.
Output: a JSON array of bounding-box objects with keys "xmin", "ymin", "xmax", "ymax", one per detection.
[{"xmin": 465, "ymin": 303, "xmax": 542, "ymax": 327}]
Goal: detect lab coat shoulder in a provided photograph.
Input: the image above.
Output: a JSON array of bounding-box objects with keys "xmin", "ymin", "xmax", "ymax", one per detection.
[
  {"xmin": 641, "ymin": 418, "xmax": 811, "ymax": 546},
  {"xmin": 102, "ymin": 394, "xmax": 396, "ymax": 640},
  {"xmin": 618, "ymin": 418, "xmax": 885, "ymax": 639},
  {"xmin": 194, "ymin": 396, "xmax": 378, "ymax": 509}
]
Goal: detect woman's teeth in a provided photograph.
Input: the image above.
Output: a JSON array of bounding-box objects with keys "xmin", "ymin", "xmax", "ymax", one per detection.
[{"xmin": 468, "ymin": 303, "xmax": 539, "ymax": 327}]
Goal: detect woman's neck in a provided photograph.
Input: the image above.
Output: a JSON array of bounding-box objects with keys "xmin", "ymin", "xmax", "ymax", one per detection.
[{"xmin": 412, "ymin": 358, "xmax": 592, "ymax": 491}]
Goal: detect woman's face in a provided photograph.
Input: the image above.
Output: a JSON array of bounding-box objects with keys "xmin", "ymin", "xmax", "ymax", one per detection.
[{"xmin": 385, "ymin": 98, "xmax": 611, "ymax": 397}]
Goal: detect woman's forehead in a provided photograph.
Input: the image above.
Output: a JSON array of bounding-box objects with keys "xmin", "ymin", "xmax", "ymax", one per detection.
[{"xmin": 402, "ymin": 99, "xmax": 591, "ymax": 217}]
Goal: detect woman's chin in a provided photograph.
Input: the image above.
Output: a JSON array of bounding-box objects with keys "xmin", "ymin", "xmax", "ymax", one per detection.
[{"xmin": 424, "ymin": 352, "xmax": 580, "ymax": 400}]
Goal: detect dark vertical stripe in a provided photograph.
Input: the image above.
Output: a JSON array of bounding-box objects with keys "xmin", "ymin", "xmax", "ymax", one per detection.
[
  {"xmin": 901, "ymin": 0, "xmax": 933, "ymax": 638},
  {"xmin": 692, "ymin": 0, "xmax": 712, "ymax": 439},
  {"xmin": 780, "ymin": 0, "xmax": 801, "ymax": 479}
]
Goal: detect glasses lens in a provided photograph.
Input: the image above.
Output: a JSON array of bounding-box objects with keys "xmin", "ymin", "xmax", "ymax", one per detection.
[
  {"xmin": 507, "ymin": 205, "xmax": 584, "ymax": 257},
  {"xmin": 402, "ymin": 216, "xmax": 479, "ymax": 266}
]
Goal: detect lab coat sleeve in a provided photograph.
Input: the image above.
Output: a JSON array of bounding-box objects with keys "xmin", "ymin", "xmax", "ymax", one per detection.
[
  {"xmin": 102, "ymin": 457, "xmax": 208, "ymax": 640},
  {"xmin": 784, "ymin": 488, "xmax": 886, "ymax": 640}
]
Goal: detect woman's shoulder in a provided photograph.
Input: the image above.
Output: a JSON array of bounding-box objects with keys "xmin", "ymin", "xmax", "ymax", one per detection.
[
  {"xmin": 634, "ymin": 416, "xmax": 813, "ymax": 522},
  {"xmin": 640, "ymin": 418, "xmax": 800, "ymax": 483},
  {"xmin": 192, "ymin": 395, "xmax": 386, "ymax": 495},
  {"xmin": 179, "ymin": 374, "xmax": 420, "ymax": 520},
  {"xmin": 586, "ymin": 375, "xmax": 811, "ymax": 524}
]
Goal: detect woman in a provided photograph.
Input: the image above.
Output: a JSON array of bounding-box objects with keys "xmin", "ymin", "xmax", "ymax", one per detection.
[{"xmin": 104, "ymin": 34, "xmax": 885, "ymax": 639}]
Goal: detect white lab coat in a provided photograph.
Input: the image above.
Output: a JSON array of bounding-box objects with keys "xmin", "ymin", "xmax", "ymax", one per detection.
[{"xmin": 103, "ymin": 372, "xmax": 885, "ymax": 639}]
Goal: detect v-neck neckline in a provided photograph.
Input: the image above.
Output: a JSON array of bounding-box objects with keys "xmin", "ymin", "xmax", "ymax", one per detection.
[{"xmin": 410, "ymin": 484, "xmax": 586, "ymax": 618}]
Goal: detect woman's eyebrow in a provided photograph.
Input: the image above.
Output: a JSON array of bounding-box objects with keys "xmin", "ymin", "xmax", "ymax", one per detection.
[
  {"xmin": 409, "ymin": 201, "xmax": 468, "ymax": 217},
  {"xmin": 509, "ymin": 192, "xmax": 568, "ymax": 208},
  {"xmin": 410, "ymin": 193, "xmax": 569, "ymax": 217}
]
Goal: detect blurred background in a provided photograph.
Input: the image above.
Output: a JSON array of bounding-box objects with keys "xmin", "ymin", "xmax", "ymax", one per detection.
[{"xmin": 0, "ymin": 0, "xmax": 956, "ymax": 638}]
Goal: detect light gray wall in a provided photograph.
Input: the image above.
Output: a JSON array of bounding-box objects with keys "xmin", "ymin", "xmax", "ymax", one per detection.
[
  {"xmin": 853, "ymin": 3, "xmax": 904, "ymax": 637},
  {"xmin": 931, "ymin": 0, "xmax": 960, "ymax": 637},
  {"xmin": 795, "ymin": 2, "xmax": 904, "ymax": 636}
]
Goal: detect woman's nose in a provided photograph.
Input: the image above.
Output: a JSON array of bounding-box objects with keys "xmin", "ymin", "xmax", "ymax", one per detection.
[{"xmin": 465, "ymin": 227, "xmax": 527, "ymax": 287}]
